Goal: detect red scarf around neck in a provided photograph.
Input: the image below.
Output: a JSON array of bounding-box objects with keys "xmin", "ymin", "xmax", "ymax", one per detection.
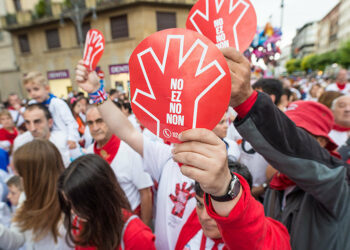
[
  {"xmin": 93, "ymin": 134, "xmax": 121, "ymax": 164},
  {"xmin": 333, "ymin": 123, "xmax": 350, "ymax": 132},
  {"xmin": 336, "ymin": 82, "xmax": 346, "ymax": 90}
]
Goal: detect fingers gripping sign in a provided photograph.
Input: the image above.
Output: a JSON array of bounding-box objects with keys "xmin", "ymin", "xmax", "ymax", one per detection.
[
  {"xmin": 186, "ymin": 0, "xmax": 257, "ymax": 52},
  {"xmin": 172, "ymin": 129, "xmax": 232, "ymax": 196},
  {"xmin": 129, "ymin": 28, "xmax": 231, "ymax": 143}
]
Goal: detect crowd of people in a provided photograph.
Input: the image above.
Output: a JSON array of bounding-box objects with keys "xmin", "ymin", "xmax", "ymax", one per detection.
[{"xmin": 0, "ymin": 47, "xmax": 349, "ymax": 249}]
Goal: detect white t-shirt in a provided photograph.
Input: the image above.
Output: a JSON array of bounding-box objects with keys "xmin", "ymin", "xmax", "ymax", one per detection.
[
  {"xmin": 87, "ymin": 141, "xmax": 153, "ymax": 210},
  {"xmin": 325, "ymin": 83, "xmax": 350, "ymax": 94},
  {"xmin": 185, "ymin": 230, "xmax": 225, "ymax": 250},
  {"xmin": 239, "ymin": 139, "xmax": 268, "ymax": 187},
  {"xmin": 10, "ymin": 193, "xmax": 73, "ymax": 250},
  {"xmin": 224, "ymin": 138, "xmax": 241, "ymax": 162},
  {"xmin": 13, "ymin": 131, "xmax": 71, "ymax": 167},
  {"xmin": 329, "ymin": 129, "xmax": 347, "ymax": 149},
  {"xmin": 8, "ymin": 107, "xmax": 25, "ymax": 128},
  {"xmin": 143, "ymin": 137, "xmax": 196, "ymax": 250}
]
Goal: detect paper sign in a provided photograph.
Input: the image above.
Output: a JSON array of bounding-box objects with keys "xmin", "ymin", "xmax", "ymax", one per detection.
[
  {"xmin": 186, "ymin": 0, "xmax": 257, "ymax": 52},
  {"xmin": 129, "ymin": 28, "xmax": 231, "ymax": 143},
  {"xmin": 83, "ymin": 29, "xmax": 105, "ymax": 71}
]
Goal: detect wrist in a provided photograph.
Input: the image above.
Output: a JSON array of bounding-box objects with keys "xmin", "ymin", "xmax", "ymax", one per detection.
[
  {"xmin": 88, "ymin": 84, "xmax": 108, "ymax": 105},
  {"xmin": 211, "ymin": 169, "xmax": 233, "ymax": 197}
]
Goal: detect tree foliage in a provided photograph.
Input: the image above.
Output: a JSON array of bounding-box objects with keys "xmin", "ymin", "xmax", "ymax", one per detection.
[{"xmin": 287, "ymin": 39, "xmax": 350, "ymax": 74}]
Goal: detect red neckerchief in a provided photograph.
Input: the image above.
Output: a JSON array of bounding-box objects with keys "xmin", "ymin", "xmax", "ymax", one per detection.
[
  {"xmin": 93, "ymin": 135, "xmax": 121, "ymax": 164},
  {"xmin": 7, "ymin": 106, "xmax": 15, "ymax": 111},
  {"xmin": 269, "ymin": 172, "xmax": 296, "ymax": 191},
  {"xmin": 333, "ymin": 123, "xmax": 350, "ymax": 132},
  {"xmin": 336, "ymin": 82, "xmax": 346, "ymax": 90},
  {"xmin": 0, "ymin": 128, "xmax": 18, "ymax": 144},
  {"xmin": 270, "ymin": 149, "xmax": 342, "ymax": 190}
]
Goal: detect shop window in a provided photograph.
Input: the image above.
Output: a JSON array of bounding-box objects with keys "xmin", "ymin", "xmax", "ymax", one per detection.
[
  {"xmin": 13, "ymin": 0, "xmax": 21, "ymax": 11},
  {"xmin": 18, "ymin": 34, "xmax": 30, "ymax": 53},
  {"xmin": 110, "ymin": 14, "xmax": 129, "ymax": 39},
  {"xmin": 46, "ymin": 28, "xmax": 61, "ymax": 49},
  {"xmin": 156, "ymin": 12, "xmax": 176, "ymax": 31}
]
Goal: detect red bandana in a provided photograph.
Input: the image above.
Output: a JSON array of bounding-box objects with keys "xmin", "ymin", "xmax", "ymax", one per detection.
[
  {"xmin": 93, "ymin": 134, "xmax": 121, "ymax": 164},
  {"xmin": 333, "ymin": 123, "xmax": 350, "ymax": 132},
  {"xmin": 0, "ymin": 128, "xmax": 18, "ymax": 145},
  {"xmin": 336, "ymin": 82, "xmax": 346, "ymax": 90}
]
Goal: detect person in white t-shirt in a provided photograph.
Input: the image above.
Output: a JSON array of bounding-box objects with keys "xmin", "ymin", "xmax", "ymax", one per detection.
[
  {"xmin": 12, "ymin": 104, "xmax": 72, "ymax": 167},
  {"xmin": 75, "ymin": 50, "xmax": 291, "ymax": 250},
  {"xmin": 329, "ymin": 95, "xmax": 350, "ymax": 149},
  {"xmin": 23, "ymin": 72, "xmax": 80, "ymax": 149},
  {"xmin": 326, "ymin": 68, "xmax": 350, "ymax": 94},
  {"xmin": 85, "ymin": 106, "xmax": 153, "ymax": 226},
  {"xmin": 6, "ymin": 93, "xmax": 25, "ymax": 130}
]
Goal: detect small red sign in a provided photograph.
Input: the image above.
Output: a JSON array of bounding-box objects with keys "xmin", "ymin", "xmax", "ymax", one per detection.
[
  {"xmin": 129, "ymin": 28, "xmax": 231, "ymax": 143},
  {"xmin": 83, "ymin": 29, "xmax": 105, "ymax": 71},
  {"xmin": 186, "ymin": 0, "xmax": 257, "ymax": 52}
]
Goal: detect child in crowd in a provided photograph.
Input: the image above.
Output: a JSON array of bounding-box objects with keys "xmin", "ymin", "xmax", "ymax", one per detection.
[
  {"xmin": 23, "ymin": 72, "xmax": 80, "ymax": 149},
  {"xmin": 69, "ymin": 97, "xmax": 88, "ymax": 147},
  {"xmin": 58, "ymin": 154, "xmax": 155, "ymax": 249},
  {"xmin": 0, "ymin": 110, "xmax": 18, "ymax": 153},
  {"xmin": 6, "ymin": 175, "xmax": 23, "ymax": 212}
]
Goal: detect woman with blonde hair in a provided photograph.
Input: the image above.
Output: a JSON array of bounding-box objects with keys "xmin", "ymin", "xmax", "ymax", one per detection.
[{"xmin": 11, "ymin": 139, "xmax": 72, "ymax": 249}]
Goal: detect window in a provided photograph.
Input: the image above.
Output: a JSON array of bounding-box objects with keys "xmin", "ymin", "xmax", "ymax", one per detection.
[
  {"xmin": 45, "ymin": 29, "xmax": 60, "ymax": 49},
  {"xmin": 18, "ymin": 34, "xmax": 30, "ymax": 53},
  {"xmin": 76, "ymin": 22, "xmax": 91, "ymax": 45},
  {"xmin": 110, "ymin": 15, "xmax": 129, "ymax": 39},
  {"xmin": 13, "ymin": 0, "xmax": 21, "ymax": 12},
  {"xmin": 156, "ymin": 12, "xmax": 176, "ymax": 31}
]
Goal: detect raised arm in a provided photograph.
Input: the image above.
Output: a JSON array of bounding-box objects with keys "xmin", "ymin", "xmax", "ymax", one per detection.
[
  {"xmin": 75, "ymin": 60, "xmax": 144, "ymax": 156},
  {"xmin": 172, "ymin": 129, "xmax": 290, "ymax": 250}
]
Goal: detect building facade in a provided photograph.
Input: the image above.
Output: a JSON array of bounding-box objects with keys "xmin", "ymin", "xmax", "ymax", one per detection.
[
  {"xmin": 339, "ymin": 0, "xmax": 350, "ymax": 44},
  {"xmin": 316, "ymin": 3, "xmax": 340, "ymax": 54},
  {"xmin": 0, "ymin": 0, "xmax": 23, "ymax": 101},
  {"xmin": 291, "ymin": 21, "xmax": 318, "ymax": 59},
  {"xmin": 1, "ymin": 0, "xmax": 195, "ymax": 98}
]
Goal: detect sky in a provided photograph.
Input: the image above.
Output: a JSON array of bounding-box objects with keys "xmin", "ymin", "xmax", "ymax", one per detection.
[{"xmin": 250, "ymin": 0, "xmax": 340, "ymax": 47}]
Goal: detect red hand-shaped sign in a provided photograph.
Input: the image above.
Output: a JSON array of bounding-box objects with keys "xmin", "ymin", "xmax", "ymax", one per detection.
[
  {"xmin": 129, "ymin": 28, "xmax": 231, "ymax": 143},
  {"xmin": 83, "ymin": 29, "xmax": 105, "ymax": 71},
  {"xmin": 186, "ymin": 0, "xmax": 257, "ymax": 52}
]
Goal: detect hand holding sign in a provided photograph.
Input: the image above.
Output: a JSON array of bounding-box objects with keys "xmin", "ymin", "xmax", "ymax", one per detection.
[
  {"xmin": 129, "ymin": 28, "xmax": 231, "ymax": 143},
  {"xmin": 186, "ymin": 0, "xmax": 257, "ymax": 52},
  {"xmin": 83, "ymin": 29, "xmax": 105, "ymax": 71}
]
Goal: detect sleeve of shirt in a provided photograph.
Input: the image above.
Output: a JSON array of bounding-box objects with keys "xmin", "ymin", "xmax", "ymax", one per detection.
[
  {"xmin": 130, "ymin": 147, "xmax": 153, "ymax": 190},
  {"xmin": 204, "ymin": 174, "xmax": 291, "ymax": 250},
  {"xmin": 123, "ymin": 217, "xmax": 156, "ymax": 250},
  {"xmin": 142, "ymin": 136, "xmax": 172, "ymax": 182},
  {"xmin": 0, "ymin": 223, "xmax": 25, "ymax": 250},
  {"xmin": 53, "ymin": 99, "xmax": 80, "ymax": 142}
]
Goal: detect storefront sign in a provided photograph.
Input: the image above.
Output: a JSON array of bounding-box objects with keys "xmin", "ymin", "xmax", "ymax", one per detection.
[
  {"xmin": 47, "ymin": 70, "xmax": 70, "ymax": 80},
  {"xmin": 109, "ymin": 64, "xmax": 129, "ymax": 74}
]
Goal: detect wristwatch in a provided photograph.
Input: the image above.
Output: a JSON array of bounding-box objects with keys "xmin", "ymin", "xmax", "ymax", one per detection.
[{"xmin": 210, "ymin": 173, "xmax": 241, "ymax": 202}]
